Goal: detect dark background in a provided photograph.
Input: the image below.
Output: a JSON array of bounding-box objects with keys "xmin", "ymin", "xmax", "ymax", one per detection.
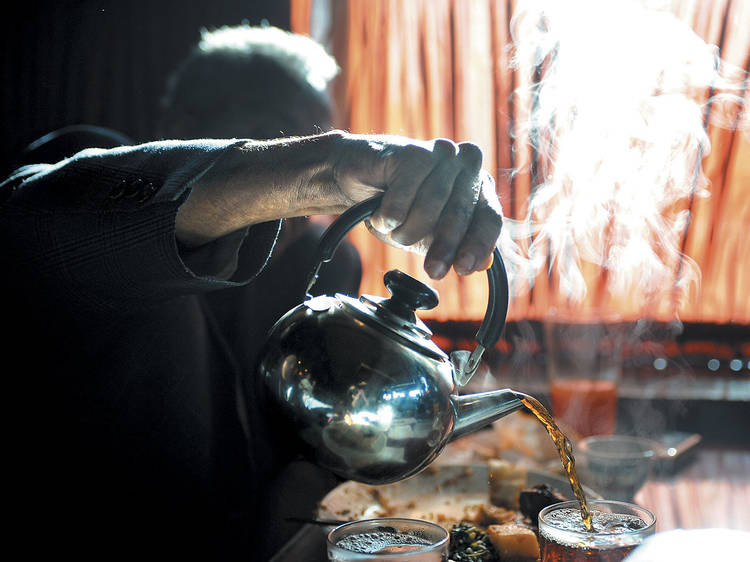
[{"xmin": 1, "ymin": 0, "xmax": 290, "ymax": 173}]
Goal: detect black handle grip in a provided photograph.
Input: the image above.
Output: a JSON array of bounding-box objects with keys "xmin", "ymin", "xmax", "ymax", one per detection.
[
  {"xmin": 314, "ymin": 195, "xmax": 384, "ymax": 264},
  {"xmin": 475, "ymin": 247, "xmax": 509, "ymax": 349},
  {"xmin": 306, "ymin": 195, "xmax": 510, "ymax": 351}
]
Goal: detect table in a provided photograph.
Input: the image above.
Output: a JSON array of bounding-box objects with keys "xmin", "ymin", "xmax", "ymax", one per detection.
[
  {"xmin": 635, "ymin": 447, "xmax": 750, "ymax": 532},
  {"xmin": 270, "ymin": 445, "xmax": 750, "ymax": 560}
]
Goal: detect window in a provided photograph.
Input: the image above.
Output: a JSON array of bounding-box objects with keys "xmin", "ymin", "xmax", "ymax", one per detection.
[{"xmin": 292, "ymin": 0, "xmax": 749, "ymax": 328}]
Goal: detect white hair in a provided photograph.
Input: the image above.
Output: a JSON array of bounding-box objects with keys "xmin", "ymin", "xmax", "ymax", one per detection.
[{"xmin": 198, "ymin": 24, "xmax": 339, "ymax": 92}]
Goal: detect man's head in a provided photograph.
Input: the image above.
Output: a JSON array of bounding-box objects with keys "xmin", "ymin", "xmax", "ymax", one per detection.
[{"xmin": 159, "ymin": 25, "xmax": 339, "ymax": 140}]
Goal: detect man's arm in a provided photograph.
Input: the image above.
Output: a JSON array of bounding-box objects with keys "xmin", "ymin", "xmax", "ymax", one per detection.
[
  {"xmin": 1, "ymin": 139, "xmax": 280, "ymax": 309},
  {"xmin": 176, "ymin": 131, "xmax": 502, "ymax": 280}
]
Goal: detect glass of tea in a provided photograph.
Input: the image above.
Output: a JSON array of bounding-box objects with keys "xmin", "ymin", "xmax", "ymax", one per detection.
[
  {"xmin": 538, "ymin": 499, "xmax": 656, "ymax": 562},
  {"xmin": 327, "ymin": 518, "xmax": 449, "ymax": 561},
  {"xmin": 543, "ymin": 320, "xmax": 626, "ymax": 437}
]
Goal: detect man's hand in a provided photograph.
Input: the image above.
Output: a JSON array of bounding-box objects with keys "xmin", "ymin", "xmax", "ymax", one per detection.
[
  {"xmin": 329, "ymin": 133, "xmax": 502, "ymax": 279},
  {"xmin": 177, "ymin": 132, "xmax": 503, "ymax": 280}
]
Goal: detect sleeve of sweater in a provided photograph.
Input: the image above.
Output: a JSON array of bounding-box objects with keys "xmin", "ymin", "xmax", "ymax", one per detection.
[{"xmin": 0, "ymin": 139, "xmax": 281, "ymax": 315}]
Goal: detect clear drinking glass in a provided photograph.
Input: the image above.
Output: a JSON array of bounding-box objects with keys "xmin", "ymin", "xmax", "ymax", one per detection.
[
  {"xmin": 538, "ymin": 500, "xmax": 656, "ymax": 562},
  {"xmin": 544, "ymin": 320, "xmax": 625, "ymax": 437},
  {"xmin": 327, "ymin": 518, "xmax": 449, "ymax": 561},
  {"xmin": 577, "ymin": 435, "xmax": 659, "ymax": 502}
]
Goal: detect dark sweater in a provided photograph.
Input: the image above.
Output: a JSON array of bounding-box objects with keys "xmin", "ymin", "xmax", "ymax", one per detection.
[{"xmin": 1, "ymin": 140, "xmax": 360, "ymax": 560}]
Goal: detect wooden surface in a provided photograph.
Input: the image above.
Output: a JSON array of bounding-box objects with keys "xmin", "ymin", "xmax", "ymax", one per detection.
[{"xmin": 635, "ymin": 447, "xmax": 750, "ymax": 532}]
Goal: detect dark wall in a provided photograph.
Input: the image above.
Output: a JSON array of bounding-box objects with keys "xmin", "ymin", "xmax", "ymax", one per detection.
[{"xmin": 1, "ymin": 0, "xmax": 290, "ymax": 172}]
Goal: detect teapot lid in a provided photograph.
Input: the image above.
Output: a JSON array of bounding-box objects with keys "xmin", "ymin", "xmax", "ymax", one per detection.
[{"xmin": 331, "ymin": 269, "xmax": 447, "ymax": 361}]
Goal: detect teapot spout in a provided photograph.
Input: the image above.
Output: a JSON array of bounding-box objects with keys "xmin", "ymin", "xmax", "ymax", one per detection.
[{"xmin": 450, "ymin": 389, "xmax": 524, "ymax": 441}]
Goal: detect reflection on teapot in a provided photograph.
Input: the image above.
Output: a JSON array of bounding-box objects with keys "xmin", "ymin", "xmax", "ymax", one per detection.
[{"xmin": 255, "ymin": 196, "xmax": 524, "ymax": 485}]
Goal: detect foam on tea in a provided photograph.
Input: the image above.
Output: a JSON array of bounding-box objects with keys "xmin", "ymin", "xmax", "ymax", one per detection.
[
  {"xmin": 544, "ymin": 508, "xmax": 646, "ymax": 537},
  {"xmin": 336, "ymin": 530, "xmax": 432, "ymax": 554},
  {"xmin": 539, "ymin": 507, "xmax": 651, "ymax": 562}
]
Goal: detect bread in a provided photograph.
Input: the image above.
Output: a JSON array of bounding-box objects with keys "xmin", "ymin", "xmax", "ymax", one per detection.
[
  {"xmin": 488, "ymin": 459, "xmax": 527, "ymax": 509},
  {"xmin": 486, "ymin": 522, "xmax": 540, "ymax": 561}
]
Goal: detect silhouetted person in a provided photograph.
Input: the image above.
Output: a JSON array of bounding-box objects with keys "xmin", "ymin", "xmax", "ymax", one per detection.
[
  {"xmin": 2, "ymin": 25, "xmax": 502, "ymax": 562},
  {"xmin": 158, "ymin": 26, "xmax": 363, "ymax": 556}
]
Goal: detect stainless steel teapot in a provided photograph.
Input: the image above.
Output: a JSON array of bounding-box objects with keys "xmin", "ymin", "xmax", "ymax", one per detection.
[{"xmin": 257, "ymin": 195, "xmax": 524, "ymax": 485}]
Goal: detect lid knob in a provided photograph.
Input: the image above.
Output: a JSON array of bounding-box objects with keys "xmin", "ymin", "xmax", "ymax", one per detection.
[{"xmin": 381, "ymin": 269, "xmax": 439, "ymax": 322}]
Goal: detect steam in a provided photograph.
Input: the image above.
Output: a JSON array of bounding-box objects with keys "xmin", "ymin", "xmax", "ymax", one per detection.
[{"xmin": 497, "ymin": 0, "xmax": 747, "ymax": 315}]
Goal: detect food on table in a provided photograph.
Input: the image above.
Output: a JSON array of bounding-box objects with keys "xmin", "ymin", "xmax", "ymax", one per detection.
[
  {"xmin": 437, "ymin": 412, "xmax": 570, "ymax": 472},
  {"xmin": 448, "ymin": 462, "xmax": 571, "ymax": 561},
  {"xmin": 474, "ymin": 504, "xmax": 517, "ymax": 526},
  {"xmin": 492, "ymin": 410, "xmax": 570, "ymax": 464},
  {"xmin": 318, "ymin": 460, "xmax": 583, "ymax": 561},
  {"xmin": 518, "ymin": 483, "xmax": 567, "ymax": 525},
  {"xmin": 486, "ymin": 522, "xmax": 541, "ymax": 561},
  {"xmin": 448, "ymin": 522, "xmax": 498, "ymax": 561},
  {"xmin": 488, "ymin": 459, "xmax": 528, "ymax": 509}
]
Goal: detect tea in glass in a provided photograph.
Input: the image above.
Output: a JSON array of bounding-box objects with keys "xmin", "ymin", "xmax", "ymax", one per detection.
[{"xmin": 538, "ymin": 500, "xmax": 655, "ymax": 562}]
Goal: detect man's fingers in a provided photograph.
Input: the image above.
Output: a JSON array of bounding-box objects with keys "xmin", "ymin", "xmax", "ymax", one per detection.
[
  {"xmin": 418, "ymin": 142, "xmax": 485, "ymax": 279},
  {"xmin": 339, "ymin": 134, "xmax": 502, "ymax": 280},
  {"xmin": 476, "ymin": 252, "xmax": 494, "ymax": 271},
  {"xmin": 369, "ymin": 139, "xmax": 456, "ymax": 234},
  {"xmin": 367, "ymin": 144, "xmax": 430, "ymax": 233},
  {"xmin": 389, "ymin": 143, "xmax": 463, "ymax": 246},
  {"xmin": 422, "ymin": 175, "xmax": 482, "ymax": 278},
  {"xmin": 456, "ymin": 141, "xmax": 483, "ymax": 176},
  {"xmin": 453, "ymin": 194, "xmax": 503, "ymax": 276}
]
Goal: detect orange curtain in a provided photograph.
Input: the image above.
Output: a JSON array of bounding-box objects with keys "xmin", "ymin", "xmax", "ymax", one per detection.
[{"xmin": 291, "ymin": 0, "xmax": 750, "ymax": 326}]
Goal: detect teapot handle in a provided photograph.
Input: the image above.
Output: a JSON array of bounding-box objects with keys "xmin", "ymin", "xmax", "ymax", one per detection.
[{"xmin": 305, "ymin": 195, "xmax": 509, "ymax": 368}]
